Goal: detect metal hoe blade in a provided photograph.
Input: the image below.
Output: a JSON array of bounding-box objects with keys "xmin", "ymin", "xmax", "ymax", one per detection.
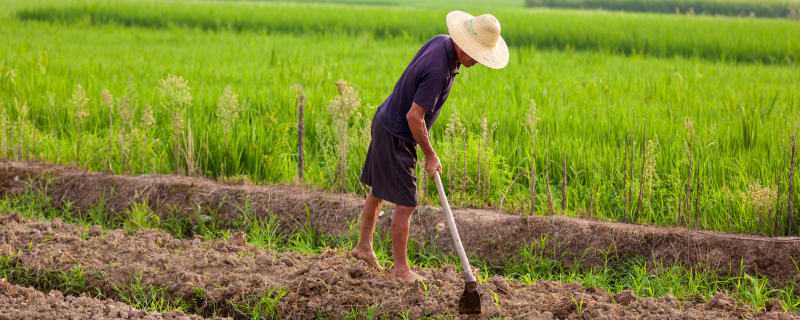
[{"xmin": 458, "ymin": 281, "xmax": 481, "ymax": 314}]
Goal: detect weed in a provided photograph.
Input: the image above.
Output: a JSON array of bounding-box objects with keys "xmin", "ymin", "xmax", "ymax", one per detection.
[
  {"xmin": 247, "ymin": 215, "xmax": 283, "ymax": 251},
  {"xmin": 123, "ymin": 202, "xmax": 161, "ymax": 233},
  {"xmin": 735, "ymin": 274, "xmax": 773, "ymax": 312},
  {"xmin": 571, "ymin": 294, "xmax": 586, "ymax": 316},
  {"xmin": 115, "ymin": 274, "xmax": 189, "ymax": 313},
  {"xmin": 231, "ymin": 288, "xmax": 287, "ymax": 320}
]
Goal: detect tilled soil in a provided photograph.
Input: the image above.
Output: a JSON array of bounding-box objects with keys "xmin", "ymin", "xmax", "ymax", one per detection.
[
  {"xmin": 0, "ymin": 278, "xmax": 205, "ymax": 320},
  {"xmin": 0, "ymin": 214, "xmax": 797, "ymax": 319},
  {"xmin": 2, "ymin": 160, "xmax": 799, "ymax": 288}
]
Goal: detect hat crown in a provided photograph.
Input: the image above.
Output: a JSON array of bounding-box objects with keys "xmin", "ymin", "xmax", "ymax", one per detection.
[{"xmin": 464, "ymin": 14, "xmax": 501, "ymax": 48}]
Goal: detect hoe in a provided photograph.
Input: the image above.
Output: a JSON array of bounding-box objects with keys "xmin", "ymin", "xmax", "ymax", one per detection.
[{"xmin": 433, "ymin": 172, "xmax": 481, "ymax": 314}]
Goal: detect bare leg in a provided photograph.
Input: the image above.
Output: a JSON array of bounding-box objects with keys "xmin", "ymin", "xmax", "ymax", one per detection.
[
  {"xmin": 390, "ymin": 205, "xmax": 425, "ymax": 283},
  {"xmin": 351, "ymin": 193, "xmax": 383, "ymax": 270}
]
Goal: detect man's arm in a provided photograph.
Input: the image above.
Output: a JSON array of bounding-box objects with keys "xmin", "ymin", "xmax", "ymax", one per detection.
[{"xmin": 406, "ymin": 103, "xmax": 441, "ymax": 175}]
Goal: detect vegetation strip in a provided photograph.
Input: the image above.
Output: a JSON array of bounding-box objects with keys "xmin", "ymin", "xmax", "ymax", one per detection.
[
  {"xmin": 15, "ymin": 0, "xmax": 800, "ymax": 64},
  {"xmin": 2, "ymin": 161, "xmax": 799, "ymax": 289},
  {"xmin": 1, "ymin": 212, "xmax": 797, "ymax": 319},
  {"xmin": 525, "ymin": 0, "xmax": 800, "ymax": 18},
  {"xmin": 3, "ymin": 173, "xmax": 799, "ymax": 315},
  {"xmin": 0, "ymin": 279, "xmax": 206, "ymax": 320}
]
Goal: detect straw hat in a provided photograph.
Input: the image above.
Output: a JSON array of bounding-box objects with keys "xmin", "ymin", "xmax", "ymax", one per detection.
[{"xmin": 446, "ymin": 11, "xmax": 509, "ymax": 69}]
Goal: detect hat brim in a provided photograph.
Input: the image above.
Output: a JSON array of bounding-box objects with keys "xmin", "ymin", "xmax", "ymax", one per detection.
[{"xmin": 446, "ymin": 10, "xmax": 509, "ymax": 70}]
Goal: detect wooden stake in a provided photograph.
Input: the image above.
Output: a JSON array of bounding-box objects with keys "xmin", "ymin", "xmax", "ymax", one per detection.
[
  {"xmin": 561, "ymin": 157, "xmax": 568, "ymax": 211},
  {"xmin": 635, "ymin": 143, "xmax": 646, "ymax": 223},
  {"xmin": 627, "ymin": 142, "xmax": 635, "ymax": 222},
  {"xmin": 684, "ymin": 140, "xmax": 694, "ymax": 227},
  {"xmin": 0, "ymin": 121, "xmax": 6, "ymax": 159},
  {"xmin": 622, "ymin": 141, "xmax": 629, "ymax": 223},
  {"xmin": 546, "ymin": 172, "xmax": 555, "ymax": 215},
  {"xmin": 694, "ymin": 178, "xmax": 702, "ymax": 229},
  {"xmin": 462, "ymin": 133, "xmax": 468, "ymax": 195},
  {"xmin": 477, "ymin": 138, "xmax": 482, "ymax": 198},
  {"xmin": 589, "ymin": 186, "xmax": 596, "ymax": 218},
  {"xmin": 295, "ymin": 85, "xmax": 305, "ymax": 182},
  {"xmin": 788, "ymin": 134, "xmax": 796, "ymax": 235},
  {"xmin": 775, "ymin": 174, "xmax": 784, "ymax": 236},
  {"xmin": 8, "ymin": 125, "xmax": 15, "ymax": 160},
  {"xmin": 530, "ymin": 153, "xmax": 537, "ymax": 216}
]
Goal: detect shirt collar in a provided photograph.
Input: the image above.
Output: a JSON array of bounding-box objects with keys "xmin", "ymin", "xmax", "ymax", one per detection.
[{"xmin": 446, "ymin": 36, "xmax": 461, "ymax": 76}]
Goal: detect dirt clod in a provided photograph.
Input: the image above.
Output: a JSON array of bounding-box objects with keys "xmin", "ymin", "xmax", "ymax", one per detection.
[
  {"xmin": 348, "ymin": 266, "xmax": 367, "ymax": 279},
  {"xmin": 615, "ymin": 290, "xmax": 636, "ymax": 305},
  {"xmin": 491, "ymin": 276, "xmax": 511, "ymax": 295}
]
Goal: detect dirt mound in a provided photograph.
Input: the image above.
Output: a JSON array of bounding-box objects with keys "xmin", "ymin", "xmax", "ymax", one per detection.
[
  {"xmin": 0, "ymin": 278, "xmax": 205, "ymax": 320},
  {"xmin": 2, "ymin": 160, "xmax": 800, "ymax": 288},
  {"xmin": 0, "ymin": 213, "xmax": 797, "ymax": 319}
]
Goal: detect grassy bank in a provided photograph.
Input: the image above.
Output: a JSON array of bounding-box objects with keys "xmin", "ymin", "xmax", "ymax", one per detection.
[{"xmin": 1, "ymin": 190, "xmax": 798, "ymax": 313}]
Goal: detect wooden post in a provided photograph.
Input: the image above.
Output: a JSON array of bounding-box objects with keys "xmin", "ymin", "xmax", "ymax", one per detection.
[
  {"xmin": 0, "ymin": 121, "xmax": 5, "ymax": 159},
  {"xmin": 477, "ymin": 138, "xmax": 482, "ymax": 198},
  {"xmin": 774, "ymin": 180, "xmax": 782, "ymax": 237},
  {"xmin": 561, "ymin": 157, "xmax": 567, "ymax": 211},
  {"xmin": 545, "ymin": 172, "xmax": 555, "ymax": 215},
  {"xmin": 589, "ymin": 186, "xmax": 597, "ymax": 218},
  {"xmin": 788, "ymin": 134, "xmax": 796, "ymax": 235},
  {"xmin": 295, "ymin": 85, "xmax": 306, "ymax": 182},
  {"xmin": 622, "ymin": 142, "xmax": 629, "ymax": 223},
  {"xmin": 530, "ymin": 154, "xmax": 537, "ymax": 216},
  {"xmin": 8, "ymin": 124, "xmax": 14, "ymax": 160},
  {"xmin": 635, "ymin": 142, "xmax": 646, "ymax": 223},
  {"xmin": 462, "ymin": 133, "xmax": 468, "ymax": 194},
  {"xmin": 16, "ymin": 125, "xmax": 22, "ymax": 161},
  {"xmin": 684, "ymin": 140, "xmax": 694, "ymax": 227},
  {"xmin": 694, "ymin": 178, "xmax": 702, "ymax": 229}
]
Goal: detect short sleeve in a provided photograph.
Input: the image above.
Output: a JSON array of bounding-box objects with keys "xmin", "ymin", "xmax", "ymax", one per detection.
[{"xmin": 413, "ymin": 69, "xmax": 446, "ymax": 112}]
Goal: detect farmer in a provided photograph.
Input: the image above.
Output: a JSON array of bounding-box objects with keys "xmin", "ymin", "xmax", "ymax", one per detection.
[{"xmin": 351, "ymin": 11, "xmax": 509, "ymax": 282}]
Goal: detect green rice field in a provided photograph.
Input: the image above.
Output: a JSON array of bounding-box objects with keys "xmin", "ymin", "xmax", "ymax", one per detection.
[{"xmin": 1, "ymin": 0, "xmax": 800, "ymax": 236}]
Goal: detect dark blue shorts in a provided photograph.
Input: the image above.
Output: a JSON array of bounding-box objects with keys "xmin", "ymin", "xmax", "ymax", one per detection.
[{"xmin": 360, "ymin": 121, "xmax": 418, "ymax": 207}]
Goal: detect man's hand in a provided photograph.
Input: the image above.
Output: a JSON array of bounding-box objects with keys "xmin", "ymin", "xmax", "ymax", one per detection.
[{"xmin": 425, "ymin": 154, "xmax": 442, "ymax": 176}]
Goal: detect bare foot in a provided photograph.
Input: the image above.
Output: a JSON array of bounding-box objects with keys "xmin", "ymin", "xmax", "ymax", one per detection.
[
  {"xmin": 390, "ymin": 268, "xmax": 426, "ymax": 283},
  {"xmin": 350, "ymin": 247, "xmax": 383, "ymax": 271}
]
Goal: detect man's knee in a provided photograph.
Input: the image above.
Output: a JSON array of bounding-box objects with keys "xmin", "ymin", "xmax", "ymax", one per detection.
[
  {"xmin": 394, "ymin": 205, "xmax": 416, "ymax": 217},
  {"xmin": 366, "ymin": 193, "xmax": 384, "ymax": 205}
]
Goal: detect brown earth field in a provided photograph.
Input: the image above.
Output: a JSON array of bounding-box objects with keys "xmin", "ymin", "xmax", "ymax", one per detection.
[
  {"xmin": 1, "ymin": 213, "xmax": 798, "ymax": 319},
  {"xmin": 1, "ymin": 160, "xmax": 799, "ymax": 288},
  {"xmin": 0, "ymin": 278, "xmax": 205, "ymax": 320}
]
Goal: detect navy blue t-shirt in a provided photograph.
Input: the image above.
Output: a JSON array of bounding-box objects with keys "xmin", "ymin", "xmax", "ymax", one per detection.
[{"xmin": 374, "ymin": 35, "xmax": 460, "ymax": 142}]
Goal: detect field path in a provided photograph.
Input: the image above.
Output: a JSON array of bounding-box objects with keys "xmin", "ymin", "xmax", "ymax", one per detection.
[
  {"xmin": 1, "ymin": 214, "xmax": 796, "ymax": 319},
  {"xmin": 2, "ymin": 161, "xmax": 799, "ymax": 288}
]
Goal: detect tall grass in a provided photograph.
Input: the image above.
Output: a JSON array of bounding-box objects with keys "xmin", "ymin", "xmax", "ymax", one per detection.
[
  {"xmin": 525, "ymin": 0, "xmax": 800, "ymax": 19},
  {"xmin": 14, "ymin": 0, "xmax": 800, "ymax": 64},
  {"xmin": 1, "ymin": 1, "xmax": 800, "ymax": 235}
]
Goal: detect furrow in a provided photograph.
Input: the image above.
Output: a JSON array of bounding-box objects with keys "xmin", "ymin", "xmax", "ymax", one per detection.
[{"xmin": 0, "ymin": 213, "xmax": 795, "ymax": 319}]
